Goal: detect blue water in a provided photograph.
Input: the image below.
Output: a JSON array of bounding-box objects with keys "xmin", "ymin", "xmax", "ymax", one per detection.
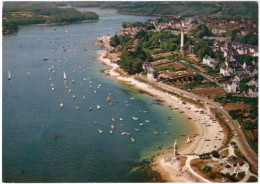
[{"xmin": 3, "ymin": 8, "xmax": 194, "ymax": 182}]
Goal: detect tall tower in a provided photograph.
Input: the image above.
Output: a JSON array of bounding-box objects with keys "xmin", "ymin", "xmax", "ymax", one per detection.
[
  {"xmin": 180, "ymin": 28, "xmax": 184, "ymax": 54},
  {"xmin": 173, "ymin": 140, "xmax": 178, "ymax": 157}
]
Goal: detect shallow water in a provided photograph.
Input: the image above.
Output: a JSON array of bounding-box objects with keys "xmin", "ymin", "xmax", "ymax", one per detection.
[{"xmin": 3, "ymin": 8, "xmax": 194, "ymax": 182}]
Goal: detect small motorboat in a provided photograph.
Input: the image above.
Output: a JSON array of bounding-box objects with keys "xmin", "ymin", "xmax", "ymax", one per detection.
[
  {"xmin": 112, "ymin": 118, "xmax": 116, "ymax": 122},
  {"xmin": 131, "ymin": 137, "xmax": 135, "ymax": 142},
  {"xmin": 153, "ymin": 130, "xmax": 158, "ymax": 135},
  {"xmin": 110, "ymin": 130, "xmax": 113, "ymax": 134},
  {"xmin": 94, "ymin": 120, "xmax": 98, "ymax": 125},
  {"xmin": 132, "ymin": 116, "xmax": 138, "ymax": 121},
  {"xmin": 111, "ymin": 125, "xmax": 115, "ymax": 130},
  {"xmin": 60, "ymin": 103, "xmax": 64, "ymax": 108},
  {"xmin": 145, "ymin": 120, "xmax": 150, "ymax": 123},
  {"xmin": 73, "ymin": 94, "xmax": 76, "ymax": 99},
  {"xmin": 139, "ymin": 123, "xmax": 144, "ymax": 126},
  {"xmin": 68, "ymin": 89, "xmax": 72, "ymax": 93},
  {"xmin": 83, "ymin": 96, "xmax": 86, "ymax": 99},
  {"xmin": 130, "ymin": 97, "xmax": 135, "ymax": 100},
  {"xmin": 72, "ymin": 80, "xmax": 75, "ymax": 84},
  {"xmin": 98, "ymin": 129, "xmax": 103, "ymax": 133},
  {"xmin": 134, "ymin": 128, "xmax": 140, "ymax": 132},
  {"xmin": 97, "ymin": 105, "xmax": 101, "ymax": 109},
  {"xmin": 88, "ymin": 107, "xmax": 92, "ymax": 111},
  {"xmin": 119, "ymin": 118, "xmax": 123, "ymax": 121},
  {"xmin": 121, "ymin": 131, "xmax": 130, "ymax": 136},
  {"xmin": 53, "ymin": 135, "xmax": 57, "ymax": 139},
  {"xmin": 76, "ymin": 106, "xmax": 79, "ymax": 111}
]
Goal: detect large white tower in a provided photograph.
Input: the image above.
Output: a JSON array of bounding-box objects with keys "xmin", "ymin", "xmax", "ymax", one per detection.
[
  {"xmin": 173, "ymin": 140, "xmax": 178, "ymax": 157},
  {"xmin": 180, "ymin": 28, "xmax": 184, "ymax": 54}
]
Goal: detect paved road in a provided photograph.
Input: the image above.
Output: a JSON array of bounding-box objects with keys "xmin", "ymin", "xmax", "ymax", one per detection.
[{"xmin": 138, "ymin": 75, "xmax": 258, "ymax": 173}]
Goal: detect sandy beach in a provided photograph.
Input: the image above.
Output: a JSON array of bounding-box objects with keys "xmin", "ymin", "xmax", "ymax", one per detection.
[{"xmin": 95, "ymin": 36, "xmax": 226, "ymax": 182}]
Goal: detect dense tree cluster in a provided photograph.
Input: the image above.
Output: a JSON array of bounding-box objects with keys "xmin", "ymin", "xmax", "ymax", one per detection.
[{"xmin": 2, "ymin": 2, "xmax": 99, "ymax": 33}]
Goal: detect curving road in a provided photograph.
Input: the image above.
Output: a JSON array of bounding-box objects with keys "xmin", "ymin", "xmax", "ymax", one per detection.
[{"xmin": 138, "ymin": 75, "xmax": 258, "ymax": 173}]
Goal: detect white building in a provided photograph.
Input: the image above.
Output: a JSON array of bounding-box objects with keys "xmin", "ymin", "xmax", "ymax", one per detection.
[
  {"xmin": 202, "ymin": 55, "xmax": 219, "ymax": 69},
  {"xmin": 220, "ymin": 66, "xmax": 234, "ymax": 76},
  {"xmin": 226, "ymin": 81, "xmax": 239, "ymax": 93},
  {"xmin": 147, "ymin": 66, "xmax": 155, "ymax": 79}
]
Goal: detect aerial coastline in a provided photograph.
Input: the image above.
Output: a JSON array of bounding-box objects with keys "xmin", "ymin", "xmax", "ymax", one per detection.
[{"xmin": 95, "ymin": 36, "xmax": 226, "ymax": 182}]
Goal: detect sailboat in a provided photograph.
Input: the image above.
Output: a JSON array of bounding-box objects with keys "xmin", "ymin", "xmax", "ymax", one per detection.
[
  {"xmin": 8, "ymin": 70, "xmax": 11, "ymax": 80},
  {"xmin": 63, "ymin": 71, "xmax": 67, "ymax": 80}
]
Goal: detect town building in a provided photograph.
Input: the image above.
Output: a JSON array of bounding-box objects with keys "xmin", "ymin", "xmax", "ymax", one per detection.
[{"xmin": 202, "ymin": 55, "xmax": 219, "ymax": 69}]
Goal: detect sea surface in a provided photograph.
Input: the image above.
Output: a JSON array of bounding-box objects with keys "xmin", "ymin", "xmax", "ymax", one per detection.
[{"xmin": 3, "ymin": 8, "xmax": 194, "ymax": 182}]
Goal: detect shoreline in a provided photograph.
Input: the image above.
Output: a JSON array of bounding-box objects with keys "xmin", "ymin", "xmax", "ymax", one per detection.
[{"xmin": 95, "ymin": 39, "xmax": 226, "ymax": 182}]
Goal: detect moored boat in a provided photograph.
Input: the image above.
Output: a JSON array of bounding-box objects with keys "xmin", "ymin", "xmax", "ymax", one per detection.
[
  {"xmin": 132, "ymin": 116, "xmax": 138, "ymax": 121},
  {"xmin": 131, "ymin": 137, "xmax": 135, "ymax": 142},
  {"xmin": 8, "ymin": 70, "xmax": 11, "ymax": 80}
]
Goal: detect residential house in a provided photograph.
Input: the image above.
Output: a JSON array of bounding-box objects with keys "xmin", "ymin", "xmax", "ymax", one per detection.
[
  {"xmin": 142, "ymin": 60, "xmax": 155, "ymax": 80},
  {"xmin": 202, "ymin": 55, "xmax": 219, "ymax": 69},
  {"xmin": 220, "ymin": 66, "xmax": 234, "ymax": 76},
  {"xmin": 243, "ymin": 61, "xmax": 254, "ymax": 70},
  {"xmin": 226, "ymin": 81, "xmax": 239, "ymax": 93},
  {"xmin": 248, "ymin": 86, "xmax": 258, "ymax": 97}
]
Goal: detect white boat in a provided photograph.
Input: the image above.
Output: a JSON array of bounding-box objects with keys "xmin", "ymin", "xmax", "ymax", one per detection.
[
  {"xmin": 132, "ymin": 116, "xmax": 138, "ymax": 121},
  {"xmin": 83, "ymin": 96, "xmax": 86, "ymax": 99},
  {"xmin": 97, "ymin": 105, "xmax": 101, "ymax": 109},
  {"xmin": 130, "ymin": 97, "xmax": 135, "ymax": 100},
  {"xmin": 94, "ymin": 91, "xmax": 97, "ymax": 94},
  {"xmin": 8, "ymin": 70, "xmax": 11, "ymax": 80},
  {"xmin": 63, "ymin": 71, "xmax": 67, "ymax": 80},
  {"xmin": 121, "ymin": 131, "xmax": 130, "ymax": 136},
  {"xmin": 145, "ymin": 120, "xmax": 150, "ymax": 123},
  {"xmin": 68, "ymin": 89, "xmax": 72, "ymax": 93},
  {"xmin": 83, "ymin": 77, "xmax": 87, "ymax": 81},
  {"xmin": 139, "ymin": 123, "xmax": 144, "ymax": 126},
  {"xmin": 119, "ymin": 118, "xmax": 123, "ymax": 121},
  {"xmin": 72, "ymin": 80, "xmax": 75, "ymax": 84},
  {"xmin": 76, "ymin": 106, "xmax": 79, "ymax": 111},
  {"xmin": 110, "ymin": 130, "xmax": 113, "ymax": 134},
  {"xmin": 60, "ymin": 102, "xmax": 64, "ymax": 108},
  {"xmin": 88, "ymin": 107, "xmax": 92, "ymax": 111},
  {"xmin": 134, "ymin": 128, "xmax": 140, "ymax": 132},
  {"xmin": 27, "ymin": 72, "xmax": 30, "ymax": 78},
  {"xmin": 98, "ymin": 129, "xmax": 103, "ymax": 133},
  {"xmin": 73, "ymin": 94, "xmax": 76, "ymax": 99},
  {"xmin": 112, "ymin": 118, "xmax": 116, "ymax": 122},
  {"xmin": 51, "ymin": 87, "xmax": 55, "ymax": 91},
  {"xmin": 111, "ymin": 125, "xmax": 115, "ymax": 130}
]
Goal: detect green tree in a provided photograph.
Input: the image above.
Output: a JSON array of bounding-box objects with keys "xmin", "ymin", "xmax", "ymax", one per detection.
[{"xmin": 110, "ymin": 34, "xmax": 120, "ymax": 47}]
